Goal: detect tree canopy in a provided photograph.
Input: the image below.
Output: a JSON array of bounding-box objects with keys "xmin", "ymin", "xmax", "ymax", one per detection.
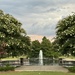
[
  {"xmin": 41, "ymin": 36, "xmax": 52, "ymax": 57},
  {"xmin": 29, "ymin": 36, "xmax": 53, "ymax": 58},
  {"xmin": 29, "ymin": 40, "xmax": 41, "ymax": 58},
  {"xmin": 0, "ymin": 10, "xmax": 31, "ymax": 57},
  {"xmin": 56, "ymin": 14, "xmax": 75, "ymax": 56}
]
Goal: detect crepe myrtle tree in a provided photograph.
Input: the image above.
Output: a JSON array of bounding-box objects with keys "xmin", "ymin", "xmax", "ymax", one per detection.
[
  {"xmin": 0, "ymin": 41, "xmax": 6, "ymax": 58},
  {"xmin": 56, "ymin": 13, "xmax": 75, "ymax": 56},
  {"xmin": 0, "ymin": 10, "xmax": 30, "ymax": 57}
]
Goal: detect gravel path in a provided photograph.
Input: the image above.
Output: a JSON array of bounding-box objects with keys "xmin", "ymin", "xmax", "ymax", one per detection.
[{"xmin": 15, "ymin": 65, "xmax": 68, "ymax": 72}]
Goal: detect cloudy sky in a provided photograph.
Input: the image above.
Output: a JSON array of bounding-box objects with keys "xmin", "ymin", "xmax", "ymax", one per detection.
[{"xmin": 0, "ymin": 0, "xmax": 75, "ymax": 41}]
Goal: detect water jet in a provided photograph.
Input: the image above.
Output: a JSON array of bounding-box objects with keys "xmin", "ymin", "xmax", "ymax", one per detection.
[{"xmin": 39, "ymin": 50, "xmax": 43, "ymax": 65}]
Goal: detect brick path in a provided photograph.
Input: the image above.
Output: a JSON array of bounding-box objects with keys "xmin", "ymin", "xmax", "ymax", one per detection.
[{"xmin": 15, "ymin": 65, "xmax": 68, "ymax": 72}]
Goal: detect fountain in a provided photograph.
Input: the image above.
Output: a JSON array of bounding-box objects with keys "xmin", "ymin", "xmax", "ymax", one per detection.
[{"xmin": 39, "ymin": 50, "xmax": 43, "ymax": 65}]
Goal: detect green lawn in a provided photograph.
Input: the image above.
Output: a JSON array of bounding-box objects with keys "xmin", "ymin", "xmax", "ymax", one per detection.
[
  {"xmin": 0, "ymin": 71, "xmax": 75, "ymax": 75},
  {"xmin": 1, "ymin": 56, "xmax": 26, "ymax": 61}
]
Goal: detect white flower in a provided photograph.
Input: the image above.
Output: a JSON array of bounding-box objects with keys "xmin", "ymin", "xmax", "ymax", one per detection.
[{"xmin": 73, "ymin": 51, "xmax": 75, "ymax": 53}]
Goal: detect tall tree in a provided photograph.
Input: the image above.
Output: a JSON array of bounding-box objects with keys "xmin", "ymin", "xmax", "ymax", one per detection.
[
  {"xmin": 56, "ymin": 14, "xmax": 75, "ymax": 56},
  {"xmin": 29, "ymin": 40, "xmax": 41, "ymax": 58},
  {"xmin": 41, "ymin": 36, "xmax": 52, "ymax": 57},
  {"xmin": 0, "ymin": 10, "xmax": 30, "ymax": 57},
  {"xmin": 51, "ymin": 39, "xmax": 61, "ymax": 58},
  {"xmin": 20, "ymin": 36, "xmax": 31, "ymax": 56}
]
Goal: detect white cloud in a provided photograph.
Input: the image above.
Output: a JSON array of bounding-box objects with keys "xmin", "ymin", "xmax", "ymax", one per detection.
[{"xmin": 0, "ymin": 0, "xmax": 75, "ymax": 41}]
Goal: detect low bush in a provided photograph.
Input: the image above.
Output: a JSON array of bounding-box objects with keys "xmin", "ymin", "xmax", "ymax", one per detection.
[
  {"xmin": 68, "ymin": 66, "xmax": 75, "ymax": 73},
  {"xmin": 0, "ymin": 64, "xmax": 15, "ymax": 71}
]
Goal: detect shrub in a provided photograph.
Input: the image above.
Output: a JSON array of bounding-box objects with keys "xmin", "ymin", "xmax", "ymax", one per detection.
[
  {"xmin": 68, "ymin": 66, "xmax": 75, "ymax": 73},
  {"xmin": 0, "ymin": 65, "xmax": 15, "ymax": 71}
]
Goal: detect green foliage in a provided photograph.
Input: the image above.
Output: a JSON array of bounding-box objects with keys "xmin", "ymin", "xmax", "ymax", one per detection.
[
  {"xmin": 0, "ymin": 64, "xmax": 15, "ymax": 71},
  {"xmin": 29, "ymin": 36, "xmax": 53, "ymax": 58},
  {"xmin": 0, "ymin": 10, "xmax": 31, "ymax": 57},
  {"xmin": 56, "ymin": 14, "xmax": 75, "ymax": 56},
  {"xmin": 51, "ymin": 40, "xmax": 61, "ymax": 58},
  {"xmin": 41, "ymin": 36, "xmax": 52, "ymax": 57},
  {"xmin": 29, "ymin": 40, "xmax": 41, "ymax": 58},
  {"xmin": 68, "ymin": 66, "xmax": 75, "ymax": 73}
]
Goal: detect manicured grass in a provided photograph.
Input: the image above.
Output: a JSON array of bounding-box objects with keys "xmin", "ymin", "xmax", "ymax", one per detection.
[
  {"xmin": 1, "ymin": 55, "xmax": 75, "ymax": 61},
  {"xmin": 59, "ymin": 56, "xmax": 75, "ymax": 59},
  {"xmin": 1, "ymin": 57, "xmax": 18, "ymax": 61},
  {"xmin": 0, "ymin": 71, "xmax": 75, "ymax": 75},
  {"xmin": 1, "ymin": 56, "xmax": 26, "ymax": 61}
]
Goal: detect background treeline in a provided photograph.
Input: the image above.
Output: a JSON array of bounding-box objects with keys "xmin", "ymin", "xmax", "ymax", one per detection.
[{"xmin": 0, "ymin": 10, "xmax": 75, "ymax": 59}]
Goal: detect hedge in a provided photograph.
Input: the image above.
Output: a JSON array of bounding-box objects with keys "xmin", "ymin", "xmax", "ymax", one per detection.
[
  {"xmin": 68, "ymin": 66, "xmax": 75, "ymax": 73},
  {"xmin": 0, "ymin": 64, "xmax": 15, "ymax": 71}
]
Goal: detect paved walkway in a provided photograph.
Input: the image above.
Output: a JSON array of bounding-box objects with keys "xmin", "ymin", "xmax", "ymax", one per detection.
[{"xmin": 15, "ymin": 65, "xmax": 68, "ymax": 72}]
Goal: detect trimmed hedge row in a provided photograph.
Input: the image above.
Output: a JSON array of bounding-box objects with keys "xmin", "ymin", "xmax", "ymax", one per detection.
[
  {"xmin": 68, "ymin": 66, "xmax": 75, "ymax": 73},
  {"xmin": 0, "ymin": 64, "xmax": 15, "ymax": 71}
]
